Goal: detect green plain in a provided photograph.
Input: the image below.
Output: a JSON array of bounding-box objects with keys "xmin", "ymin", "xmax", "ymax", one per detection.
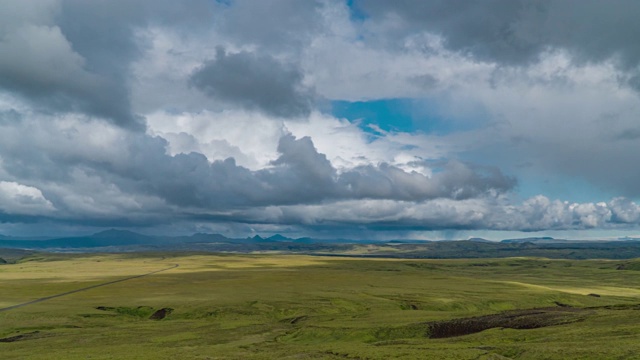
[{"xmin": 2, "ymin": 253, "xmax": 640, "ymax": 359}]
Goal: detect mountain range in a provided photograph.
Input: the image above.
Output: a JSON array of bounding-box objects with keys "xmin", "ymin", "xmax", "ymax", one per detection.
[{"xmin": 3, "ymin": 230, "xmax": 640, "ymax": 260}]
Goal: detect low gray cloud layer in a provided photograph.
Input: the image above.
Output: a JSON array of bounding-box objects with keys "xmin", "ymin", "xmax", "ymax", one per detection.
[{"xmin": 225, "ymin": 196, "xmax": 640, "ymax": 233}]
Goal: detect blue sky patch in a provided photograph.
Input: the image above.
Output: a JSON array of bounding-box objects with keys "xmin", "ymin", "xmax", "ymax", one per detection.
[
  {"xmin": 330, "ymin": 98, "xmax": 482, "ymax": 135},
  {"xmin": 331, "ymin": 99, "xmax": 416, "ymax": 133},
  {"xmin": 346, "ymin": 0, "xmax": 368, "ymax": 22}
]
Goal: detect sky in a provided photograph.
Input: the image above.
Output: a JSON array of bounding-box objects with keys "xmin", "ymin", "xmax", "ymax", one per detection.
[{"xmin": 2, "ymin": 0, "xmax": 640, "ymax": 240}]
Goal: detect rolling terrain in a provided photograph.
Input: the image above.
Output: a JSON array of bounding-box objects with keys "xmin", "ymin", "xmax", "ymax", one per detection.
[{"xmin": 2, "ymin": 252, "xmax": 640, "ymax": 359}]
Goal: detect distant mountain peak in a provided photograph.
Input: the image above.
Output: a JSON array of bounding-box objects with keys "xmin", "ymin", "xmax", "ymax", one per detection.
[
  {"xmin": 467, "ymin": 237, "xmax": 492, "ymax": 243},
  {"xmin": 501, "ymin": 236, "xmax": 557, "ymax": 243},
  {"xmin": 267, "ymin": 234, "xmax": 291, "ymax": 241}
]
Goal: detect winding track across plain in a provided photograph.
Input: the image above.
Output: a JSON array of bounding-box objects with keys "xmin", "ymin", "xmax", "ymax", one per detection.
[{"xmin": 0, "ymin": 264, "xmax": 179, "ymax": 312}]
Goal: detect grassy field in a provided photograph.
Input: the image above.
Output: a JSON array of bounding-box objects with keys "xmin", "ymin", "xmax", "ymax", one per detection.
[{"xmin": 2, "ymin": 252, "xmax": 640, "ymax": 359}]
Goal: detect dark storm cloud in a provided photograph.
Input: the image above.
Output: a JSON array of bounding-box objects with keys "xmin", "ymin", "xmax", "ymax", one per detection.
[
  {"xmin": 355, "ymin": 0, "xmax": 640, "ymax": 69},
  {"xmin": 0, "ymin": 0, "xmax": 217, "ymax": 130},
  {"xmin": 92, "ymin": 133, "xmax": 516, "ymax": 229},
  {"xmin": 338, "ymin": 161, "xmax": 515, "ymax": 201},
  {"xmin": 356, "ymin": 0, "xmax": 545, "ymax": 64},
  {"xmin": 56, "ymin": 0, "xmax": 217, "ymax": 79},
  {"xmin": 0, "ymin": 111, "xmax": 514, "ymax": 219},
  {"xmin": 100, "ymin": 133, "xmax": 513, "ymax": 209},
  {"xmin": 54, "ymin": 0, "xmax": 148, "ymax": 129},
  {"xmin": 190, "ymin": 48, "xmax": 314, "ymax": 118}
]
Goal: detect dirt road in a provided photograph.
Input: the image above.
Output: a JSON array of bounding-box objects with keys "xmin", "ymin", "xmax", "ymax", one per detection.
[{"xmin": 0, "ymin": 264, "xmax": 179, "ymax": 312}]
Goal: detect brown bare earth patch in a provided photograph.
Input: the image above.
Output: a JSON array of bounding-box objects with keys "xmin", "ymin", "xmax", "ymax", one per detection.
[
  {"xmin": 149, "ymin": 307, "xmax": 173, "ymax": 320},
  {"xmin": 426, "ymin": 306, "xmax": 588, "ymax": 339}
]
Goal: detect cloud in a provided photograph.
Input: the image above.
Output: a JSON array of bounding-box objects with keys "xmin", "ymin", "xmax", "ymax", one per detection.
[
  {"xmin": 608, "ymin": 197, "xmax": 640, "ymax": 224},
  {"xmin": 215, "ymin": 0, "xmax": 324, "ymax": 49},
  {"xmin": 0, "ymin": 0, "xmax": 219, "ymax": 130},
  {"xmin": 190, "ymin": 47, "xmax": 315, "ymax": 118},
  {"xmin": 0, "ymin": 181, "xmax": 55, "ymax": 216},
  {"xmin": 146, "ymin": 109, "xmax": 453, "ymax": 173},
  {"xmin": 54, "ymin": 0, "xmax": 218, "ymax": 127},
  {"xmin": 0, "ymin": 106, "xmax": 638, "ymax": 235},
  {"xmin": 354, "ymin": 0, "xmax": 640, "ymax": 70},
  {"xmin": 0, "ymin": 24, "xmax": 145, "ymax": 130},
  {"xmin": 337, "ymin": 160, "xmax": 515, "ymax": 201},
  {"xmin": 110, "ymin": 133, "xmax": 512, "ymax": 209},
  {"xmin": 225, "ymin": 195, "xmax": 640, "ymax": 233},
  {"xmin": 2, "ymin": 0, "xmax": 640, "ymax": 238},
  {"xmin": 354, "ymin": 0, "xmax": 546, "ymax": 64},
  {"xmin": 0, "ymin": 111, "xmax": 512, "ymax": 223},
  {"xmin": 0, "ymin": 1, "xmax": 144, "ymax": 130}
]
